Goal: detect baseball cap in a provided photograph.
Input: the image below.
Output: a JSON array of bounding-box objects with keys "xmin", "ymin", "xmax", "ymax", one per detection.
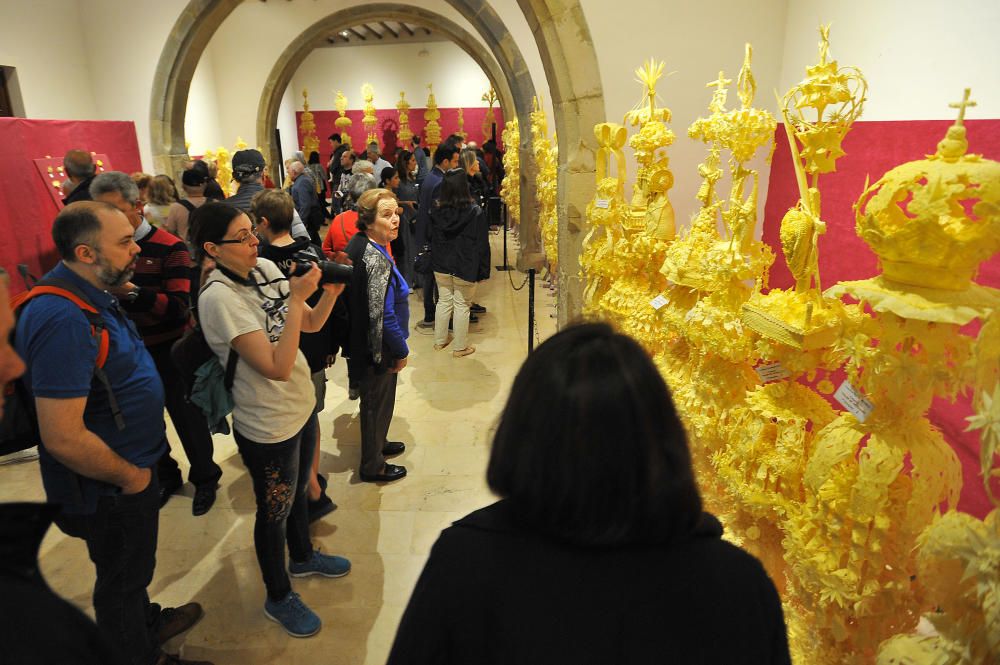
[
  {"xmin": 232, "ymin": 149, "xmax": 266, "ymax": 178},
  {"xmin": 181, "ymin": 167, "xmax": 208, "ymax": 186}
]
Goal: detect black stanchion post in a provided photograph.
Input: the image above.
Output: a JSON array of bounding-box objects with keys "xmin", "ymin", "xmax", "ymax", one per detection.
[
  {"xmin": 495, "ymin": 199, "xmax": 513, "ymax": 271},
  {"xmin": 527, "ymin": 268, "xmax": 536, "ymax": 352}
]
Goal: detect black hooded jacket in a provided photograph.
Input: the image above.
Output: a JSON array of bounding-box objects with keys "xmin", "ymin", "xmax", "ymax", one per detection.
[{"xmin": 429, "ymin": 203, "xmax": 490, "ymax": 283}]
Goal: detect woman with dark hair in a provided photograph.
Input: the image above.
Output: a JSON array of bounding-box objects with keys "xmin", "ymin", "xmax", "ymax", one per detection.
[
  {"xmin": 343, "ymin": 188, "xmax": 409, "ymax": 483},
  {"xmin": 430, "ymin": 169, "xmax": 489, "ymax": 357},
  {"xmin": 192, "ymin": 202, "xmax": 352, "ymax": 638},
  {"xmin": 307, "ymin": 151, "xmax": 329, "ymax": 219},
  {"xmin": 387, "ymin": 322, "xmax": 792, "ymax": 665},
  {"xmin": 394, "ymin": 150, "xmax": 420, "ymax": 287}
]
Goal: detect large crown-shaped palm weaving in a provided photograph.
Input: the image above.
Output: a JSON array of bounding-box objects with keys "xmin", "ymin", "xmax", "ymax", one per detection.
[{"xmin": 854, "ymin": 94, "xmax": 1000, "ymax": 291}]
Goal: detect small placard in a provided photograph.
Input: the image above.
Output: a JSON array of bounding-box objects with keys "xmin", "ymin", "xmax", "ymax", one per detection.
[
  {"xmin": 754, "ymin": 362, "xmax": 790, "ymax": 383},
  {"xmin": 834, "ymin": 380, "xmax": 875, "ymax": 423},
  {"xmin": 594, "ymin": 199, "xmax": 610, "ymax": 209},
  {"xmin": 650, "ymin": 294, "xmax": 669, "ymax": 310}
]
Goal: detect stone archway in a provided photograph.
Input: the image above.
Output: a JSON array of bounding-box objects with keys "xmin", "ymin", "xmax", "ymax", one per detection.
[
  {"xmin": 256, "ymin": 3, "xmax": 524, "ymax": 197},
  {"xmin": 149, "ymin": 0, "xmax": 603, "ymax": 322}
]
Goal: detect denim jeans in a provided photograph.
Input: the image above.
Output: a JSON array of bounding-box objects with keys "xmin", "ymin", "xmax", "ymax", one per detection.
[
  {"xmin": 55, "ymin": 469, "xmax": 162, "ymax": 665},
  {"xmin": 234, "ymin": 414, "xmax": 317, "ymax": 601},
  {"xmin": 149, "ymin": 340, "xmax": 222, "ymax": 488}
]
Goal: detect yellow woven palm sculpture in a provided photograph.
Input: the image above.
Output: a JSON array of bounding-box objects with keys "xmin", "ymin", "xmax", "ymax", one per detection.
[
  {"xmin": 299, "ymin": 89, "xmax": 319, "ymax": 158},
  {"xmin": 499, "ymin": 119, "xmax": 520, "ymax": 230},
  {"xmin": 396, "ymin": 92, "xmax": 412, "ymax": 144},
  {"xmin": 334, "ymin": 90, "xmax": 352, "ymax": 149},
  {"xmin": 531, "ymin": 97, "xmax": 558, "ymax": 271}
]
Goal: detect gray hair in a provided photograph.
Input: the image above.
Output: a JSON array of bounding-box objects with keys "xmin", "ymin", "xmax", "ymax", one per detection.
[
  {"xmin": 352, "ymin": 160, "xmax": 374, "ymax": 175},
  {"xmin": 348, "ymin": 172, "xmax": 378, "ymax": 200},
  {"xmin": 288, "ymin": 160, "xmax": 305, "ymax": 176},
  {"xmin": 89, "ymin": 171, "xmax": 140, "ymax": 205}
]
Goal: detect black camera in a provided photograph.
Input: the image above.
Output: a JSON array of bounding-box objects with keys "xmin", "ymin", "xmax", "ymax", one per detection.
[{"xmin": 290, "ymin": 250, "xmax": 352, "ymax": 285}]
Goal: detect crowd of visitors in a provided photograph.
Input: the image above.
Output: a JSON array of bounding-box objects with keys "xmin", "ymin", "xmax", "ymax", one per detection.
[{"xmin": 0, "ymin": 141, "xmax": 790, "ymax": 664}]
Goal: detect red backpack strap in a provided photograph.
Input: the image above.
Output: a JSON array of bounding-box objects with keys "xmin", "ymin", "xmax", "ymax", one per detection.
[{"xmin": 16, "ymin": 282, "xmax": 111, "ymax": 368}]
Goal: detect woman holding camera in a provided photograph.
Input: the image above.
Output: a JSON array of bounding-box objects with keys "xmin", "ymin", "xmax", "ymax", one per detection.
[
  {"xmin": 344, "ymin": 188, "xmax": 410, "ymax": 483},
  {"xmin": 192, "ymin": 202, "xmax": 350, "ymax": 638},
  {"xmin": 387, "ymin": 323, "xmax": 791, "ymax": 664}
]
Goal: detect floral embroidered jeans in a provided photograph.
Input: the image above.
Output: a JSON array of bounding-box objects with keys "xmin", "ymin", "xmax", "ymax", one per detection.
[{"xmin": 234, "ymin": 414, "xmax": 318, "ymax": 601}]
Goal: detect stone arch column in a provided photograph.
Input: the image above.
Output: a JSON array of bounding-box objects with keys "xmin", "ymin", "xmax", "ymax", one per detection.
[
  {"xmin": 516, "ymin": 1, "xmax": 604, "ymax": 324},
  {"xmin": 149, "ymin": 0, "xmax": 241, "ymax": 178}
]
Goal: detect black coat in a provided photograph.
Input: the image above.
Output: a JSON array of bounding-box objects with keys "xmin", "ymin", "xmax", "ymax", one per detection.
[
  {"xmin": 429, "ymin": 204, "xmax": 490, "ymax": 283},
  {"xmin": 387, "ymin": 501, "xmax": 792, "ymax": 665}
]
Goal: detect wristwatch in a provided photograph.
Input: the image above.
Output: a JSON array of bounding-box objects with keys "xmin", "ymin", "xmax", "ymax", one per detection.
[{"xmin": 124, "ymin": 286, "xmax": 141, "ymax": 303}]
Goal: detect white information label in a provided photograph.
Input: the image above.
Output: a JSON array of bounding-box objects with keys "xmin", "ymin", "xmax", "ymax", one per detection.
[
  {"xmin": 754, "ymin": 362, "xmax": 791, "ymax": 383},
  {"xmin": 594, "ymin": 199, "xmax": 610, "ymax": 209},
  {"xmin": 650, "ymin": 294, "xmax": 669, "ymax": 310},
  {"xmin": 834, "ymin": 380, "xmax": 875, "ymax": 423}
]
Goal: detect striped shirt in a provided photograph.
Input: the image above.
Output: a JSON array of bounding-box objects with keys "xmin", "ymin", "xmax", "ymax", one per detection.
[{"xmin": 124, "ymin": 224, "xmax": 193, "ymax": 347}]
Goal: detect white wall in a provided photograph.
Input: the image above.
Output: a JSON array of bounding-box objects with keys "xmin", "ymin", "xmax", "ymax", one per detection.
[
  {"xmin": 779, "ymin": 0, "xmax": 1000, "ymax": 121},
  {"xmin": 580, "ymin": 0, "xmax": 789, "ymax": 227},
  {"xmin": 275, "ymin": 85, "xmax": 300, "ymax": 164},
  {"xmin": 184, "ymin": 45, "xmax": 224, "ymax": 157},
  {"xmin": 289, "ymin": 41, "xmax": 492, "ymax": 111},
  {"xmin": 0, "ymin": 0, "xmax": 98, "ymax": 120}
]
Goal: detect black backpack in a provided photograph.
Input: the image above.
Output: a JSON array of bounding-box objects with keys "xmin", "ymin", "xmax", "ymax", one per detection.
[
  {"xmin": 1, "ymin": 274, "xmax": 124, "ymax": 456},
  {"xmin": 170, "ymin": 280, "xmax": 238, "ymax": 413}
]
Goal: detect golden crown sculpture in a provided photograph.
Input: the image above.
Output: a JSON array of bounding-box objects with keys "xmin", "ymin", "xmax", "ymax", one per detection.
[{"xmin": 854, "ymin": 89, "xmax": 1000, "ymax": 293}]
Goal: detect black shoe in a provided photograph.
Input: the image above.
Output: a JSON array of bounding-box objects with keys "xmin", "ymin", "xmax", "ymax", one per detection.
[
  {"xmin": 470, "ymin": 303, "xmax": 486, "ymax": 314},
  {"xmin": 307, "ymin": 492, "xmax": 337, "ymax": 523},
  {"xmin": 159, "ymin": 475, "xmax": 183, "ymax": 508},
  {"xmin": 156, "ymin": 602, "xmax": 204, "ymax": 644},
  {"xmin": 317, "ymin": 473, "xmax": 328, "ymax": 492},
  {"xmin": 192, "ymin": 484, "xmax": 217, "ymax": 516},
  {"xmin": 382, "ymin": 441, "xmax": 405, "ymax": 456},
  {"xmin": 469, "ymin": 313, "xmax": 479, "ymax": 323},
  {"xmin": 359, "ymin": 463, "xmax": 407, "ymax": 483}
]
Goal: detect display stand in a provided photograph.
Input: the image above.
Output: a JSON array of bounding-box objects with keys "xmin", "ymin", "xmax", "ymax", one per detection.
[
  {"xmin": 495, "ymin": 199, "xmax": 514, "ymax": 271},
  {"xmin": 527, "ymin": 268, "xmax": 536, "ymax": 352}
]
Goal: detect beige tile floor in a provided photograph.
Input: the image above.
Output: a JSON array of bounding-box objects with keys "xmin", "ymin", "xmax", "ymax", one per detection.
[{"xmin": 0, "ymin": 232, "xmax": 558, "ymax": 665}]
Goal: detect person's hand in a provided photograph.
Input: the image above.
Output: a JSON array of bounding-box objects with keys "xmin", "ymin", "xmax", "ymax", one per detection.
[
  {"xmin": 322, "ymin": 282, "xmax": 346, "ymax": 297},
  {"xmin": 121, "ymin": 466, "xmax": 151, "ymax": 495},
  {"xmin": 289, "ymin": 264, "xmax": 321, "ymax": 302},
  {"xmin": 390, "ymin": 357, "xmax": 408, "ymax": 373}
]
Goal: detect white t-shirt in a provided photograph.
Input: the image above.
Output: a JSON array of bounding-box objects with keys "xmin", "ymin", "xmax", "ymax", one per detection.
[{"xmin": 198, "ymin": 257, "xmax": 315, "ymax": 443}]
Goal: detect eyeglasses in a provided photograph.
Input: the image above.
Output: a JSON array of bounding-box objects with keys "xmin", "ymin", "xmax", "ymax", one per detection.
[{"xmin": 213, "ymin": 230, "xmax": 258, "ymax": 245}]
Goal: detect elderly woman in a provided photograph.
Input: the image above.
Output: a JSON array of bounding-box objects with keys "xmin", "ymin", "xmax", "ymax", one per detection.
[
  {"xmin": 344, "ymin": 188, "xmax": 409, "ymax": 483},
  {"xmin": 387, "ymin": 323, "xmax": 792, "ymax": 664},
  {"xmin": 193, "ymin": 202, "xmax": 351, "ymax": 638}
]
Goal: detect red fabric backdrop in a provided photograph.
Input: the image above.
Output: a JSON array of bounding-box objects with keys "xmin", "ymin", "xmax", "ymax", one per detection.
[
  {"xmin": 295, "ymin": 107, "xmax": 505, "ymax": 166},
  {"xmin": 0, "ymin": 118, "xmax": 142, "ymax": 294},
  {"xmin": 763, "ymin": 119, "xmax": 1000, "ymax": 517}
]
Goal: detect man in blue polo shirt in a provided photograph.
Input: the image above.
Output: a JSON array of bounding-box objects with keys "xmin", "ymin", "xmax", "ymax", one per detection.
[{"xmin": 15, "ymin": 201, "xmax": 210, "ymax": 665}]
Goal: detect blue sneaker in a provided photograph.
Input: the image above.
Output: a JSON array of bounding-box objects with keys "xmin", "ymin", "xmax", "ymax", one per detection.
[
  {"xmin": 289, "ymin": 550, "xmax": 351, "ymax": 578},
  {"xmin": 264, "ymin": 591, "xmax": 320, "ymax": 638}
]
